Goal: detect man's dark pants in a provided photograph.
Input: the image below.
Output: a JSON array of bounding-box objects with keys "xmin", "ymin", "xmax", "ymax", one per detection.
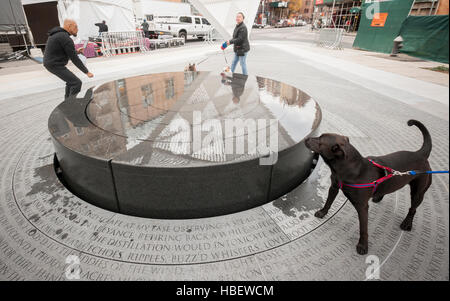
[{"xmin": 45, "ymin": 66, "xmax": 82, "ymax": 99}]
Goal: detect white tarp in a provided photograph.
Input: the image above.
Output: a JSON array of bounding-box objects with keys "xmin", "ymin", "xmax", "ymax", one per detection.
[
  {"xmin": 22, "ymin": 0, "xmax": 135, "ymax": 40},
  {"xmin": 188, "ymin": 0, "xmax": 260, "ymax": 40},
  {"xmin": 137, "ymin": 0, "xmax": 191, "ymax": 18},
  {"xmin": 0, "ymin": 0, "xmax": 27, "ymax": 32}
]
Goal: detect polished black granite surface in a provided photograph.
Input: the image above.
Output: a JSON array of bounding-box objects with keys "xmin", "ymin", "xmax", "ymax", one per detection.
[{"xmin": 49, "ymin": 72, "xmax": 321, "ymax": 219}]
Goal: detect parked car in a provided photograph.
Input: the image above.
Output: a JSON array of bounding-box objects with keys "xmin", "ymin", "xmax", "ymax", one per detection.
[
  {"xmin": 155, "ymin": 15, "xmax": 213, "ymax": 41},
  {"xmin": 275, "ymin": 19, "xmax": 289, "ymax": 28},
  {"xmin": 296, "ymin": 19, "xmax": 307, "ymax": 26},
  {"xmin": 253, "ymin": 22, "xmax": 265, "ymax": 29}
]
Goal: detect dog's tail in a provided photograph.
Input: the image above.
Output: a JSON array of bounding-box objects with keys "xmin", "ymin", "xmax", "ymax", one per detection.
[{"xmin": 408, "ymin": 120, "xmax": 432, "ymax": 158}]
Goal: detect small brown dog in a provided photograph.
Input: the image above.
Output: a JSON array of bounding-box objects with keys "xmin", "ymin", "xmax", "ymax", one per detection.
[
  {"xmin": 185, "ymin": 63, "xmax": 197, "ymax": 72},
  {"xmin": 305, "ymin": 120, "xmax": 432, "ymax": 255}
]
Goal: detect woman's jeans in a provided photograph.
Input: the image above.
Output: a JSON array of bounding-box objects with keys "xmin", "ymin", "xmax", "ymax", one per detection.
[{"xmin": 231, "ymin": 52, "xmax": 248, "ymax": 75}]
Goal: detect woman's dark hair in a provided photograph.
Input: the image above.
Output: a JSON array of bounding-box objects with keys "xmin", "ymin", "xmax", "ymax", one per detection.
[{"xmin": 237, "ymin": 12, "xmax": 245, "ymax": 19}]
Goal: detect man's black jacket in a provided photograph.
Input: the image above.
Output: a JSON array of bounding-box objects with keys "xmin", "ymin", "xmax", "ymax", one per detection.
[
  {"xmin": 95, "ymin": 23, "xmax": 108, "ymax": 33},
  {"xmin": 43, "ymin": 27, "xmax": 89, "ymax": 74},
  {"xmin": 230, "ymin": 22, "xmax": 250, "ymax": 54},
  {"xmin": 142, "ymin": 21, "xmax": 150, "ymax": 31}
]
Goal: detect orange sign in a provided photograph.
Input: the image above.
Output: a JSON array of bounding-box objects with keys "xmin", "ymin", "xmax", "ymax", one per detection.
[
  {"xmin": 316, "ymin": 0, "xmax": 324, "ymax": 4},
  {"xmin": 371, "ymin": 13, "xmax": 388, "ymax": 27}
]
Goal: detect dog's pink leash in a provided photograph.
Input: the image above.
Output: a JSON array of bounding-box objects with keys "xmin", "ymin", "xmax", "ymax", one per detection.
[{"xmin": 338, "ymin": 160, "xmax": 449, "ymax": 193}]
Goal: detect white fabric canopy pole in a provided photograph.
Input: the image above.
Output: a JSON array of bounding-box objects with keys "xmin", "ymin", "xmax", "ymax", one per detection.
[{"xmin": 188, "ymin": 0, "xmax": 260, "ymax": 40}]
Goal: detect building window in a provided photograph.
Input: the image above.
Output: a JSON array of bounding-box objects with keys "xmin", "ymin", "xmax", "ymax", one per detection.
[
  {"xmin": 142, "ymin": 84, "xmax": 153, "ymax": 107},
  {"xmin": 116, "ymin": 79, "xmax": 127, "ymax": 104},
  {"xmin": 165, "ymin": 79, "xmax": 175, "ymax": 100}
]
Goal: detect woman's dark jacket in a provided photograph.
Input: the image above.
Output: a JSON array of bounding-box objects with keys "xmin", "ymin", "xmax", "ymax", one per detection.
[{"xmin": 230, "ymin": 22, "xmax": 250, "ymax": 55}]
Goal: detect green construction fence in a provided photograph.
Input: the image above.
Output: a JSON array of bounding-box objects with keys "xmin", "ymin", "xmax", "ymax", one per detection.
[
  {"xmin": 399, "ymin": 15, "xmax": 449, "ymax": 64},
  {"xmin": 353, "ymin": 0, "xmax": 414, "ymax": 54}
]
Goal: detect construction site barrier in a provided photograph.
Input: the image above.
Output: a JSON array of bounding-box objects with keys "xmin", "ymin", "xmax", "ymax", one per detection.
[
  {"xmin": 315, "ymin": 28, "xmax": 344, "ymax": 50},
  {"xmin": 101, "ymin": 31, "xmax": 148, "ymax": 57},
  {"xmin": 204, "ymin": 28, "xmax": 221, "ymax": 45},
  {"xmin": 146, "ymin": 36, "xmax": 185, "ymax": 50}
]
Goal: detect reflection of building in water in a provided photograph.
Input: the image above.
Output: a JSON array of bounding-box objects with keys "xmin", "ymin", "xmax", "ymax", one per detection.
[
  {"xmin": 89, "ymin": 82, "xmax": 125, "ymax": 136},
  {"xmin": 264, "ymin": 78, "xmax": 281, "ymax": 97},
  {"xmin": 78, "ymin": 73, "xmax": 320, "ymax": 167},
  {"xmin": 184, "ymin": 71, "xmax": 197, "ymax": 87},
  {"xmin": 280, "ymin": 84, "xmax": 310, "ymax": 107},
  {"xmin": 118, "ymin": 73, "xmax": 186, "ymax": 128},
  {"xmin": 59, "ymin": 85, "xmax": 127, "ymax": 156},
  {"xmin": 258, "ymin": 77, "xmax": 310, "ymax": 107},
  {"xmin": 86, "ymin": 73, "xmax": 191, "ymax": 152}
]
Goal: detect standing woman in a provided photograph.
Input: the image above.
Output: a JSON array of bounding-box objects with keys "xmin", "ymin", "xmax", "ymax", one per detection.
[{"xmin": 227, "ymin": 12, "xmax": 250, "ymax": 75}]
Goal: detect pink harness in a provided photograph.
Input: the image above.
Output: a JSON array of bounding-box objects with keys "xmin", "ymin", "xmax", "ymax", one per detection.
[{"xmin": 338, "ymin": 160, "xmax": 395, "ymax": 193}]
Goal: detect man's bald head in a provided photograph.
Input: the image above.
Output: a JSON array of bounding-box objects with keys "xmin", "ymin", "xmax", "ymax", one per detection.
[{"xmin": 63, "ymin": 19, "xmax": 78, "ymax": 37}]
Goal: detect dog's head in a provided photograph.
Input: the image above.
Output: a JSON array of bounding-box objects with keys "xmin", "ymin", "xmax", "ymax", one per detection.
[
  {"xmin": 185, "ymin": 63, "xmax": 197, "ymax": 72},
  {"xmin": 305, "ymin": 134, "xmax": 350, "ymax": 163}
]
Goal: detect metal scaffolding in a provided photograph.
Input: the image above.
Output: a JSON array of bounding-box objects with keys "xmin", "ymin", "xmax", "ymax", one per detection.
[{"xmin": 312, "ymin": 0, "xmax": 362, "ymax": 32}]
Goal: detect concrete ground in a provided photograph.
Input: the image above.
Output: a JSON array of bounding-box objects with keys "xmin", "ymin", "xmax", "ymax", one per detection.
[
  {"xmin": 251, "ymin": 26, "xmax": 358, "ymax": 49},
  {"xmin": 0, "ymin": 29, "xmax": 448, "ymax": 281}
]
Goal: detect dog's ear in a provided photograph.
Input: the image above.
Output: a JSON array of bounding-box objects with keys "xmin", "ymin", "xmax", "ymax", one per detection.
[{"xmin": 332, "ymin": 144, "xmax": 347, "ymax": 159}]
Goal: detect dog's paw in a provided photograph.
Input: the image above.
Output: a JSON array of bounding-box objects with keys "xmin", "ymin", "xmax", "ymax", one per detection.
[
  {"xmin": 314, "ymin": 210, "xmax": 328, "ymax": 219},
  {"xmin": 372, "ymin": 195, "xmax": 384, "ymax": 203},
  {"xmin": 400, "ymin": 219, "xmax": 413, "ymax": 231},
  {"xmin": 356, "ymin": 243, "xmax": 368, "ymax": 255}
]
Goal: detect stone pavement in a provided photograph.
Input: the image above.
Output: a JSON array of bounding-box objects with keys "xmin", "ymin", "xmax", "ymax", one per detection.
[{"xmin": 0, "ymin": 39, "xmax": 448, "ymax": 280}]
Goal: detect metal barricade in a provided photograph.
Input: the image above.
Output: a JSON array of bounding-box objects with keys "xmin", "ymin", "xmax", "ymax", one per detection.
[
  {"xmin": 172, "ymin": 37, "xmax": 185, "ymax": 47},
  {"xmin": 314, "ymin": 28, "xmax": 344, "ymax": 50},
  {"xmin": 151, "ymin": 36, "xmax": 185, "ymax": 49},
  {"xmin": 101, "ymin": 31, "xmax": 148, "ymax": 57},
  {"xmin": 204, "ymin": 28, "xmax": 221, "ymax": 45},
  {"xmin": 158, "ymin": 35, "xmax": 175, "ymax": 48}
]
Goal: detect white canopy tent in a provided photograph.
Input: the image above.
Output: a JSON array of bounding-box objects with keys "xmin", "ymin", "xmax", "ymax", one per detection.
[
  {"xmin": 135, "ymin": 0, "xmax": 192, "ymax": 19},
  {"xmin": 22, "ymin": 0, "xmax": 135, "ymax": 40},
  {"xmin": 188, "ymin": 0, "xmax": 260, "ymax": 40}
]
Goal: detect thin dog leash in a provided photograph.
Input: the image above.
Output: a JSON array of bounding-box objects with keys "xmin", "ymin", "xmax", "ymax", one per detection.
[
  {"xmin": 196, "ymin": 56, "xmax": 212, "ymax": 66},
  {"xmin": 193, "ymin": 49, "xmax": 229, "ymax": 67},
  {"xmin": 338, "ymin": 159, "xmax": 449, "ymax": 192},
  {"xmin": 222, "ymin": 49, "xmax": 229, "ymax": 65},
  {"xmin": 190, "ymin": 41, "xmax": 231, "ymax": 68},
  {"xmin": 398, "ymin": 170, "xmax": 449, "ymax": 176}
]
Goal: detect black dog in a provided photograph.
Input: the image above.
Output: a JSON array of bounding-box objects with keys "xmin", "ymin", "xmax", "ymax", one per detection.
[{"xmin": 305, "ymin": 120, "xmax": 432, "ymax": 255}]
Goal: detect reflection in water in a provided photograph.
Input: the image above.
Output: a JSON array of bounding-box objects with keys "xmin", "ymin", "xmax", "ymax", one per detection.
[
  {"xmin": 221, "ymin": 73, "xmax": 249, "ymax": 104},
  {"xmin": 54, "ymin": 72, "xmax": 320, "ymax": 165}
]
